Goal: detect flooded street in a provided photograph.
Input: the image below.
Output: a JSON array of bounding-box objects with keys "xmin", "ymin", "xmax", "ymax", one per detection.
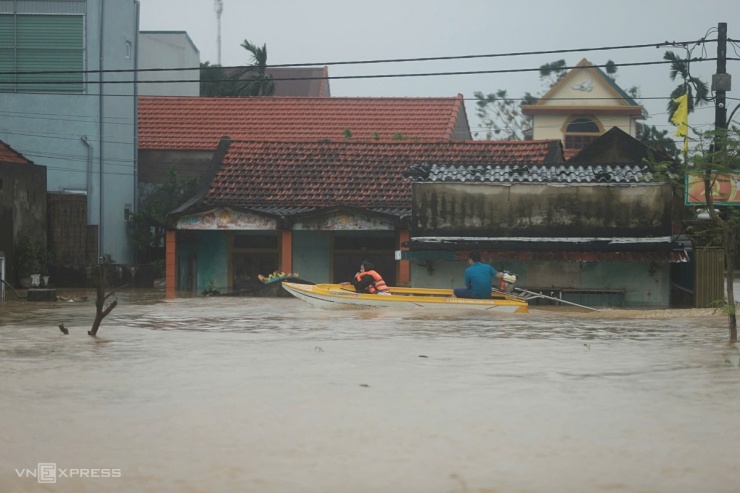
[{"xmin": 1, "ymin": 290, "xmax": 739, "ymax": 493}]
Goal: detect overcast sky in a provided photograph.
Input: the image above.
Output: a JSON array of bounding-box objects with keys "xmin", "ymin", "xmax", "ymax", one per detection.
[{"xmin": 139, "ymin": 0, "xmax": 740, "ymax": 142}]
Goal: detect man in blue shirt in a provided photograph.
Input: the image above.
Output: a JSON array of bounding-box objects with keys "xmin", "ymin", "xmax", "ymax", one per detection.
[{"xmin": 453, "ymin": 251, "xmax": 504, "ymax": 299}]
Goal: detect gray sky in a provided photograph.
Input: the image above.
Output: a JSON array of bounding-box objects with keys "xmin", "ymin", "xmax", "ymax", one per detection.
[{"xmin": 139, "ymin": 0, "xmax": 740, "ymax": 143}]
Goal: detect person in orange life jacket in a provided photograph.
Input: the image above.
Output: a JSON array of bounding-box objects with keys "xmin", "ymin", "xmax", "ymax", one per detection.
[
  {"xmin": 452, "ymin": 251, "xmax": 504, "ymax": 299},
  {"xmin": 349, "ymin": 260, "xmax": 390, "ymax": 294}
]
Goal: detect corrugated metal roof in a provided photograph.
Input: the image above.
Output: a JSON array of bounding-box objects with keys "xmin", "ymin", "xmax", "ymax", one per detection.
[{"xmin": 404, "ymin": 163, "xmax": 651, "ymax": 183}]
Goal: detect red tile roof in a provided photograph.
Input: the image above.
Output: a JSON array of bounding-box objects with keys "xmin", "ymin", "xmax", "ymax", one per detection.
[
  {"xmin": 199, "ymin": 139, "xmax": 562, "ymax": 211},
  {"xmin": 563, "ymin": 148, "xmax": 580, "ymax": 160},
  {"xmin": 138, "ymin": 95, "xmax": 470, "ymax": 150},
  {"xmin": 0, "ymin": 140, "xmax": 32, "ymax": 164}
]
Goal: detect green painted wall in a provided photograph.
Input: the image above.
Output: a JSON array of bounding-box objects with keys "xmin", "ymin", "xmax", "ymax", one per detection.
[
  {"xmin": 196, "ymin": 231, "xmax": 228, "ymax": 292},
  {"xmin": 411, "ymin": 259, "xmax": 670, "ymax": 308},
  {"xmin": 293, "ymin": 231, "xmax": 331, "ymax": 283}
]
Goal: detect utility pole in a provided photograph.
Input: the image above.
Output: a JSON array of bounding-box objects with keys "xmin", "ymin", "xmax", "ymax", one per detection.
[
  {"xmin": 713, "ymin": 22, "xmax": 729, "ymax": 150},
  {"xmin": 214, "ymin": 0, "xmax": 224, "ymax": 65}
]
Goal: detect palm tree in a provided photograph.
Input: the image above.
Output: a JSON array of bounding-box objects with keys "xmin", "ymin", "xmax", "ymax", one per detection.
[
  {"xmin": 236, "ymin": 39, "xmax": 274, "ymax": 96},
  {"xmin": 664, "ymin": 51, "xmax": 710, "ymax": 123}
]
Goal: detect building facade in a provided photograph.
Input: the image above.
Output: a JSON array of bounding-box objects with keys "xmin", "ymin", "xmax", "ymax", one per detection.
[
  {"xmin": 0, "ymin": 140, "xmax": 47, "ymax": 286},
  {"xmin": 0, "ymin": 0, "xmax": 139, "ymax": 264},
  {"xmin": 138, "ymin": 31, "xmax": 200, "ymax": 97},
  {"xmin": 522, "ymin": 59, "xmax": 646, "ymax": 155},
  {"xmin": 164, "ymin": 139, "xmax": 562, "ymax": 296}
]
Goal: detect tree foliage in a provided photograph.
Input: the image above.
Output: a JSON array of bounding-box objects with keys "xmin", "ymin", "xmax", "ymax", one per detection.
[
  {"xmin": 199, "ymin": 38, "xmax": 275, "ymax": 97},
  {"xmin": 473, "ymin": 89, "xmax": 538, "ymax": 140},
  {"xmin": 663, "ymin": 51, "xmax": 710, "ymax": 123},
  {"xmin": 129, "ymin": 169, "xmax": 200, "ymax": 265},
  {"xmin": 235, "ymin": 39, "xmax": 275, "ymax": 96},
  {"xmin": 473, "ymin": 59, "xmax": 570, "ymax": 140},
  {"xmin": 200, "ymin": 62, "xmax": 241, "ymax": 97},
  {"xmin": 650, "ymin": 128, "xmax": 740, "ymax": 343},
  {"xmin": 636, "ymin": 124, "xmax": 680, "ymax": 160}
]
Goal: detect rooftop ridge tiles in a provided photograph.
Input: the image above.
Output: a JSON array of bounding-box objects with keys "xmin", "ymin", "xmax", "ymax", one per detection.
[{"xmin": 139, "ymin": 95, "xmax": 464, "ymax": 101}]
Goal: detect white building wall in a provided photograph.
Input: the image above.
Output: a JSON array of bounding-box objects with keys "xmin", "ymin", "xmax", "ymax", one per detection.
[
  {"xmin": 138, "ymin": 31, "xmax": 200, "ymax": 96},
  {"xmin": 533, "ymin": 114, "xmax": 636, "ymax": 142}
]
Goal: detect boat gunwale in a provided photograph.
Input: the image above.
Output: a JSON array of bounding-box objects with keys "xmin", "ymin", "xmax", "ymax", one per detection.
[{"xmin": 282, "ymin": 282, "xmax": 529, "ymax": 311}]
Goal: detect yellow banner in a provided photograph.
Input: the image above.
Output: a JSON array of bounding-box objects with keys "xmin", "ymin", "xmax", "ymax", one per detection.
[{"xmin": 685, "ymin": 172, "xmax": 740, "ymax": 205}]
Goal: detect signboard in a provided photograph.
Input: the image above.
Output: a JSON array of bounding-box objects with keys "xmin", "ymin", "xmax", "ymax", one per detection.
[{"xmin": 685, "ymin": 172, "xmax": 740, "ymax": 206}]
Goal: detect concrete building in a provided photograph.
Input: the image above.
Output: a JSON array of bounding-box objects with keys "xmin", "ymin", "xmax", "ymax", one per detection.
[
  {"xmin": 0, "ymin": 0, "xmax": 139, "ymax": 264},
  {"xmin": 522, "ymin": 58, "xmax": 646, "ymax": 157},
  {"xmin": 0, "ymin": 140, "xmax": 47, "ymax": 287},
  {"xmin": 138, "ymin": 31, "xmax": 200, "ymax": 97},
  {"xmin": 163, "ymin": 139, "xmax": 561, "ymax": 296}
]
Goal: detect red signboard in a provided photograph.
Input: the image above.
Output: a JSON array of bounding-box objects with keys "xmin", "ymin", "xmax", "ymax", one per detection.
[{"xmin": 685, "ymin": 172, "xmax": 740, "ymax": 205}]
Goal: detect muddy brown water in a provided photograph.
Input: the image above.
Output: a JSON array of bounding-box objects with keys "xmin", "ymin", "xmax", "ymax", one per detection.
[{"xmin": 1, "ymin": 289, "xmax": 739, "ymax": 493}]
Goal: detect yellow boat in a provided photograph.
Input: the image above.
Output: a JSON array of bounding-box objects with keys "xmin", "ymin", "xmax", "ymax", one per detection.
[{"xmin": 282, "ymin": 282, "xmax": 528, "ymax": 314}]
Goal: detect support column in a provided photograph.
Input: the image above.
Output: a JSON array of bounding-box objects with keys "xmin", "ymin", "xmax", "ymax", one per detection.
[
  {"xmin": 165, "ymin": 230, "xmax": 176, "ymax": 299},
  {"xmin": 398, "ymin": 228, "xmax": 410, "ymax": 286},
  {"xmin": 280, "ymin": 230, "xmax": 293, "ymax": 274}
]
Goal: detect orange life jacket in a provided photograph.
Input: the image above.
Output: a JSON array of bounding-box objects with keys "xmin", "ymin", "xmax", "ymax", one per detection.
[{"xmin": 354, "ymin": 270, "xmax": 390, "ymax": 294}]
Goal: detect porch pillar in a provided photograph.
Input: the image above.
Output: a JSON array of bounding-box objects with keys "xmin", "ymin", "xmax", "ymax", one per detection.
[
  {"xmin": 165, "ymin": 230, "xmax": 176, "ymax": 299},
  {"xmin": 398, "ymin": 228, "xmax": 410, "ymax": 286},
  {"xmin": 280, "ymin": 230, "xmax": 293, "ymax": 273}
]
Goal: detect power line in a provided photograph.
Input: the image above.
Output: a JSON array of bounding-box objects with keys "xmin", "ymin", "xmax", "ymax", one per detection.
[
  {"xmin": 0, "ymin": 38, "xmax": 715, "ymax": 78},
  {"xmin": 0, "ymin": 38, "xmax": 727, "ymax": 157},
  {"xmin": 0, "ymin": 57, "xmax": 717, "ymax": 86}
]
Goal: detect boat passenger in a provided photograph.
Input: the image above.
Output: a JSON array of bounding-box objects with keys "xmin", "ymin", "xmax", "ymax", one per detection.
[
  {"xmin": 453, "ymin": 251, "xmax": 503, "ymax": 299},
  {"xmin": 350, "ymin": 260, "xmax": 391, "ymax": 295}
]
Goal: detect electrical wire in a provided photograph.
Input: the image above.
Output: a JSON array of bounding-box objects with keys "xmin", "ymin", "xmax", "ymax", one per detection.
[
  {"xmin": 0, "ymin": 57, "xmax": 716, "ymax": 86},
  {"xmin": 1, "ymin": 37, "xmax": 732, "ymax": 170},
  {"xmin": 0, "ymin": 38, "xmax": 716, "ymax": 77}
]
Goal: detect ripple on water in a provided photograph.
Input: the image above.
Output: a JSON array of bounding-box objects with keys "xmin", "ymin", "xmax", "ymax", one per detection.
[{"xmin": 1, "ymin": 291, "xmax": 738, "ymax": 493}]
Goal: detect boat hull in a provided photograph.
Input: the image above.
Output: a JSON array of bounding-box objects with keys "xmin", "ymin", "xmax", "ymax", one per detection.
[{"xmin": 282, "ymin": 283, "xmax": 528, "ymax": 313}]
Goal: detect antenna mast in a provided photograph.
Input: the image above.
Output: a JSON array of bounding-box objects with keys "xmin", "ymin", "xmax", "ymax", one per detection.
[{"xmin": 214, "ymin": 0, "xmax": 223, "ymax": 65}]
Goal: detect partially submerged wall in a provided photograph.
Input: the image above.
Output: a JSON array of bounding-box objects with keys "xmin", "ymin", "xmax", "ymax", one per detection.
[{"xmin": 412, "ymin": 182, "xmax": 672, "ymax": 238}]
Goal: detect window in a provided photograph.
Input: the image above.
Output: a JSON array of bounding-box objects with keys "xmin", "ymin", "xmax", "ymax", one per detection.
[
  {"xmin": 564, "ymin": 117, "xmax": 601, "ymax": 149},
  {"xmin": 0, "ymin": 13, "xmax": 85, "ymax": 93}
]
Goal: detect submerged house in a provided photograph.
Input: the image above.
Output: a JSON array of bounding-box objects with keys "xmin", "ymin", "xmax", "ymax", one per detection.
[
  {"xmin": 137, "ymin": 93, "xmax": 476, "ymax": 294},
  {"xmin": 163, "ymin": 139, "xmax": 563, "ymax": 295},
  {"xmin": 401, "ymin": 128, "xmax": 687, "ymax": 308},
  {"xmin": 0, "ymin": 140, "xmax": 47, "ymax": 288}
]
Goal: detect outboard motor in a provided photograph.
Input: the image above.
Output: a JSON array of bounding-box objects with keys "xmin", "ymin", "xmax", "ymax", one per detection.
[{"xmin": 498, "ymin": 271, "xmax": 518, "ymax": 294}]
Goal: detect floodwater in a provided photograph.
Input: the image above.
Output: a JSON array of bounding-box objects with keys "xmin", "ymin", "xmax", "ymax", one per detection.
[{"xmin": 1, "ymin": 289, "xmax": 739, "ymax": 493}]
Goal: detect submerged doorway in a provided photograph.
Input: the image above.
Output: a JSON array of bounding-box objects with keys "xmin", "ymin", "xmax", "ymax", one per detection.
[
  {"xmin": 231, "ymin": 232, "xmax": 279, "ymax": 291},
  {"xmin": 332, "ymin": 232, "xmax": 396, "ymax": 285}
]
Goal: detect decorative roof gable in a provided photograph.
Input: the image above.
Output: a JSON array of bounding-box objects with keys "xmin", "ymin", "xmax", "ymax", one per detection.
[
  {"xmin": 139, "ymin": 95, "xmax": 471, "ymax": 150},
  {"xmin": 521, "ymin": 58, "xmax": 645, "ymax": 118}
]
